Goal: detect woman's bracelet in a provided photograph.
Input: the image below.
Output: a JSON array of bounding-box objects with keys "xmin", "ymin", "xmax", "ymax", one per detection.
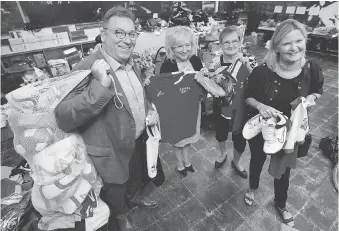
[{"xmin": 311, "ymin": 93, "xmax": 319, "ymax": 100}]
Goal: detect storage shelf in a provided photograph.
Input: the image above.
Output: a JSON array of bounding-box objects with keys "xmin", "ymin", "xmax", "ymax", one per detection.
[{"xmin": 1, "ymin": 39, "xmax": 95, "ymax": 57}]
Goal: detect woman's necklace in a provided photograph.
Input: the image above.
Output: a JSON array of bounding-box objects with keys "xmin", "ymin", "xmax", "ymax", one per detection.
[{"xmin": 275, "ymin": 61, "xmax": 302, "ymax": 79}]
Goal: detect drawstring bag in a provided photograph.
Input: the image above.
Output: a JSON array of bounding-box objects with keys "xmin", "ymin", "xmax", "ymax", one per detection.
[
  {"xmin": 284, "ymin": 97, "xmax": 310, "ymax": 153},
  {"xmin": 146, "ymin": 122, "xmax": 161, "ymax": 178}
]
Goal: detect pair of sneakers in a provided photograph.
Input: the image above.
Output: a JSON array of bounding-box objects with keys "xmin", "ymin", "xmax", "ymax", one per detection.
[{"xmin": 243, "ymin": 114, "xmax": 288, "ymax": 154}]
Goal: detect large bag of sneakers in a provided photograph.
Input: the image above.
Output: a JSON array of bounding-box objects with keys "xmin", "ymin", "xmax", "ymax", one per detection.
[{"xmin": 5, "ymin": 70, "xmax": 109, "ymax": 231}]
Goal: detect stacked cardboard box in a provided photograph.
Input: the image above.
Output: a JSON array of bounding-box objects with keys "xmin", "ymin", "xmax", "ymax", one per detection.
[
  {"xmin": 63, "ymin": 47, "xmax": 82, "ymax": 67},
  {"xmin": 69, "ymin": 30, "xmax": 88, "ymax": 42},
  {"xmin": 48, "ymin": 59, "xmax": 71, "ymax": 77},
  {"xmin": 8, "ymin": 33, "xmax": 71, "ymax": 52}
]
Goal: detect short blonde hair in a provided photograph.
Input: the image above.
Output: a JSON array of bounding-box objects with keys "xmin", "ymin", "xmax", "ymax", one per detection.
[
  {"xmin": 165, "ymin": 26, "xmax": 197, "ymax": 61},
  {"xmin": 264, "ymin": 19, "xmax": 307, "ymax": 71},
  {"xmin": 219, "ymin": 25, "xmax": 242, "ymax": 43}
]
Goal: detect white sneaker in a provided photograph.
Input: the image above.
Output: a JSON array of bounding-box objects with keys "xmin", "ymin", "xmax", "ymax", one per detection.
[
  {"xmin": 262, "ymin": 114, "xmax": 288, "ymax": 154},
  {"xmin": 243, "ymin": 114, "xmax": 263, "ymax": 140}
]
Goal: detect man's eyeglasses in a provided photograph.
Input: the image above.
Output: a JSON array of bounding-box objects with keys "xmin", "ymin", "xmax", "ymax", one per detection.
[
  {"xmin": 104, "ymin": 28, "xmax": 139, "ymax": 41},
  {"xmin": 222, "ymin": 40, "xmax": 240, "ymax": 47}
]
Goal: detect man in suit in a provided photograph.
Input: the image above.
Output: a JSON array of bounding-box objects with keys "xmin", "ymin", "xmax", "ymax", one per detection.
[{"xmin": 55, "ymin": 6, "xmax": 159, "ymax": 231}]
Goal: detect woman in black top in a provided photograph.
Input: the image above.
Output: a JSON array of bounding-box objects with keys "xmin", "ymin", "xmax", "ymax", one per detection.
[{"xmin": 244, "ymin": 19, "xmax": 324, "ymax": 227}]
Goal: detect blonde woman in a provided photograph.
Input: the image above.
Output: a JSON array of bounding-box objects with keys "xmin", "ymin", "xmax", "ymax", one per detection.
[
  {"xmin": 244, "ymin": 19, "xmax": 324, "ymax": 227},
  {"xmin": 157, "ymin": 26, "xmax": 203, "ymax": 176}
]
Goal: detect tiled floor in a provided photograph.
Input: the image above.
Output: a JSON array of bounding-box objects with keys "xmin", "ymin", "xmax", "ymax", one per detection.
[{"xmin": 1, "ymin": 47, "xmax": 338, "ymax": 231}]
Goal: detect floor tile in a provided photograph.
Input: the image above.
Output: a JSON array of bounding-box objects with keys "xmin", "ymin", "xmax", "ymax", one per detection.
[
  {"xmin": 148, "ymin": 192, "xmax": 175, "ymax": 222},
  {"xmin": 300, "ymin": 199, "xmax": 337, "ymax": 231},
  {"xmin": 158, "ymin": 209, "xmax": 190, "ymax": 231},
  {"xmin": 214, "ymin": 175, "xmax": 241, "ymax": 202},
  {"xmin": 294, "ymin": 213, "xmax": 322, "ymax": 231},
  {"xmin": 191, "ymin": 215, "xmax": 222, "ymax": 231},
  {"xmin": 181, "ymin": 171, "xmax": 209, "ymax": 194},
  {"xmin": 213, "ymin": 202, "xmax": 244, "ymax": 231},
  {"xmin": 249, "ymin": 207, "xmax": 280, "ymax": 231},
  {"xmin": 286, "ymin": 187, "xmax": 309, "ymax": 212},
  {"xmin": 290, "ymin": 173, "xmax": 319, "ymax": 198},
  {"xmin": 160, "ymin": 167, "xmax": 180, "ymax": 191},
  {"xmin": 143, "ymin": 222, "xmax": 162, "ymax": 231},
  {"xmin": 228, "ymin": 188, "xmax": 260, "ymax": 218},
  {"xmin": 177, "ymin": 197, "xmax": 207, "ymax": 227},
  {"xmin": 165, "ymin": 181, "xmax": 193, "ymax": 209},
  {"xmin": 129, "ymin": 207, "xmax": 156, "ymax": 230},
  {"xmin": 194, "ymin": 181, "xmax": 225, "ymax": 211}
]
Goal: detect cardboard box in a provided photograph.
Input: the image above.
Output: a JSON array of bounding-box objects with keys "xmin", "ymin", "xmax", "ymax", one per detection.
[
  {"xmin": 8, "ymin": 38, "xmax": 24, "ymax": 45},
  {"xmin": 48, "ymin": 59, "xmax": 71, "ymax": 77},
  {"xmin": 10, "ymin": 44, "xmax": 27, "ymax": 52},
  {"xmin": 56, "ymin": 32, "xmax": 69, "ymax": 39},
  {"xmin": 1, "ymin": 46, "xmax": 12, "ymax": 54},
  {"xmin": 63, "ymin": 47, "xmax": 78, "ymax": 56},
  {"xmin": 33, "ymin": 54, "xmax": 47, "ymax": 68},
  {"xmin": 66, "ymin": 53, "xmax": 82, "ymax": 67},
  {"xmin": 52, "ymin": 26, "xmax": 69, "ymax": 33}
]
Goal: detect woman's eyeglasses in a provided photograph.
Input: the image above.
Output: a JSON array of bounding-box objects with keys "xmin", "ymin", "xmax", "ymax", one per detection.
[
  {"xmin": 104, "ymin": 28, "xmax": 139, "ymax": 41},
  {"xmin": 173, "ymin": 43, "xmax": 192, "ymax": 51},
  {"xmin": 222, "ymin": 40, "xmax": 240, "ymax": 47}
]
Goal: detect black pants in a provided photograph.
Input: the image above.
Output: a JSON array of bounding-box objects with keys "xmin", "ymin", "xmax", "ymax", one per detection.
[
  {"xmin": 213, "ymin": 100, "xmax": 247, "ymax": 153},
  {"xmin": 100, "ymin": 131, "xmax": 164, "ymax": 230},
  {"xmin": 99, "ymin": 135, "xmax": 145, "ymax": 231},
  {"xmin": 248, "ymin": 134, "xmax": 290, "ymax": 208}
]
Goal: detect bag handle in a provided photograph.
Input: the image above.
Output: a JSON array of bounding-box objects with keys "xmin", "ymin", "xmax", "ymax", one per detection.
[{"xmin": 153, "ymin": 46, "xmax": 166, "ymax": 64}]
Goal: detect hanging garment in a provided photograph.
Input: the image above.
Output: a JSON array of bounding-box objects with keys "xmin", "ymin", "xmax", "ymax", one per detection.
[{"xmin": 145, "ymin": 72, "xmax": 205, "ymax": 145}]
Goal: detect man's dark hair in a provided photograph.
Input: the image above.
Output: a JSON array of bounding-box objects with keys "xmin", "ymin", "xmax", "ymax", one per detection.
[{"xmin": 103, "ymin": 6, "xmax": 136, "ymax": 27}]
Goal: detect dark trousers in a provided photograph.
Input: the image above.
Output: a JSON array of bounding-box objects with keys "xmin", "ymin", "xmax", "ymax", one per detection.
[
  {"xmin": 213, "ymin": 101, "xmax": 247, "ymax": 153},
  {"xmin": 99, "ymin": 134, "xmax": 145, "ymax": 231},
  {"xmin": 100, "ymin": 131, "xmax": 164, "ymax": 230},
  {"xmin": 248, "ymin": 134, "xmax": 291, "ymax": 208},
  {"xmin": 100, "ymin": 138, "xmax": 144, "ymax": 218}
]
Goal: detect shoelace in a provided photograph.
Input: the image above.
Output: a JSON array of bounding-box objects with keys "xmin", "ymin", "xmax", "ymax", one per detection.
[{"xmin": 262, "ymin": 118, "xmax": 277, "ymax": 144}]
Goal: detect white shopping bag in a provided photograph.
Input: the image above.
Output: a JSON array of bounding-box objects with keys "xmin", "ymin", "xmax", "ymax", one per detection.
[
  {"xmin": 295, "ymin": 98, "xmax": 311, "ymax": 144},
  {"xmin": 146, "ymin": 123, "xmax": 161, "ymax": 178},
  {"xmin": 283, "ymin": 97, "xmax": 310, "ymax": 153}
]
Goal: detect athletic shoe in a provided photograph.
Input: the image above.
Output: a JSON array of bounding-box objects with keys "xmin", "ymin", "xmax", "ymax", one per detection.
[
  {"xmin": 262, "ymin": 114, "xmax": 288, "ymax": 154},
  {"xmin": 243, "ymin": 114, "xmax": 263, "ymax": 140}
]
